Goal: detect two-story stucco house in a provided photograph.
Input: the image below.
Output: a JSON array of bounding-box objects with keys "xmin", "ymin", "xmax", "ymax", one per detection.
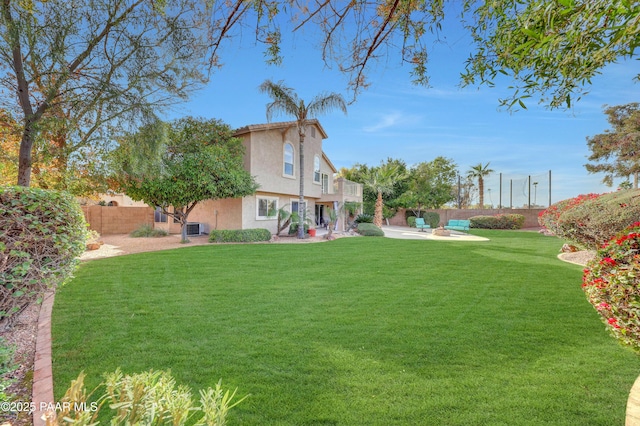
[{"xmin": 144, "ymin": 119, "xmax": 362, "ymax": 236}]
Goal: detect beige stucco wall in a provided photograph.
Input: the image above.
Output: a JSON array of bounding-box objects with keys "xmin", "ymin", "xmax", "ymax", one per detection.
[
  {"xmin": 239, "ymin": 124, "xmax": 326, "ymax": 199},
  {"xmin": 240, "ymin": 192, "xmax": 317, "ymax": 234},
  {"xmin": 155, "ymin": 198, "xmax": 244, "ymax": 234}
]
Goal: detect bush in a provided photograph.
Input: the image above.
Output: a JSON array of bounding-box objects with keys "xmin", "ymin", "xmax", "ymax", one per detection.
[
  {"xmin": 407, "ymin": 216, "xmax": 417, "ymax": 228},
  {"xmin": 48, "ymin": 369, "xmax": 246, "ymax": 425},
  {"xmin": 354, "ymin": 213, "xmax": 374, "ymax": 223},
  {"xmin": 470, "ymin": 214, "xmax": 525, "ymax": 229},
  {"xmin": 556, "ymin": 189, "xmax": 640, "ymax": 249},
  {"xmin": 423, "ymin": 212, "xmax": 440, "ymax": 228},
  {"xmin": 582, "ymin": 222, "xmax": 640, "ymax": 352},
  {"xmin": 129, "ymin": 223, "xmax": 168, "ymax": 238},
  {"xmin": 288, "ymin": 223, "xmax": 309, "ymax": 235},
  {"xmin": 538, "ymin": 193, "xmax": 601, "ymax": 236},
  {"xmin": 209, "ymin": 228, "xmax": 272, "ymax": 243},
  {"xmin": 0, "ymin": 186, "xmax": 87, "ymax": 321},
  {"xmin": 0, "ymin": 338, "xmax": 16, "ymax": 405},
  {"xmin": 356, "ymin": 223, "xmax": 385, "ymax": 236}
]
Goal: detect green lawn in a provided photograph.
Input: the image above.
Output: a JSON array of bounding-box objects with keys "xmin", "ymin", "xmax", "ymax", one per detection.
[{"xmin": 52, "ymin": 230, "xmax": 640, "ymax": 425}]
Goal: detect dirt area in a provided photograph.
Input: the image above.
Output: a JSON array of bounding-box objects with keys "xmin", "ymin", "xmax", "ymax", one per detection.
[{"xmin": 81, "ymin": 231, "xmax": 353, "ymax": 260}]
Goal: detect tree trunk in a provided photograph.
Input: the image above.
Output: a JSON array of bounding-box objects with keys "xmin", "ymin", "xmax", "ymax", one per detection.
[
  {"xmin": 478, "ymin": 177, "xmax": 484, "ymax": 208},
  {"xmin": 298, "ymin": 131, "xmax": 305, "ymax": 239},
  {"xmin": 17, "ymin": 127, "xmax": 35, "ymax": 187},
  {"xmin": 374, "ymin": 191, "xmax": 383, "ymax": 228}
]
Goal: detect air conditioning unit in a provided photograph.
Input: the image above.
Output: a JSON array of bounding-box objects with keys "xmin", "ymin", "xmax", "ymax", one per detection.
[{"xmin": 186, "ymin": 222, "xmax": 205, "ymax": 236}]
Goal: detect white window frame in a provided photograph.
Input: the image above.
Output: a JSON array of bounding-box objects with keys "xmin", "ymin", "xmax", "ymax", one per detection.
[
  {"xmin": 256, "ymin": 196, "xmax": 279, "ymax": 220},
  {"xmin": 283, "ymin": 142, "xmax": 294, "ymax": 177},
  {"xmin": 321, "ymin": 173, "xmax": 330, "ymax": 194},
  {"xmin": 154, "ymin": 206, "xmax": 167, "ymax": 223},
  {"xmin": 313, "ymin": 155, "xmax": 321, "ymax": 183}
]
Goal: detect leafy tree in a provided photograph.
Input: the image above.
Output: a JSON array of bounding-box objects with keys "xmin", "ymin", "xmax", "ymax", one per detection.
[
  {"xmin": 398, "ymin": 157, "xmax": 458, "ymax": 214},
  {"xmin": 259, "ymin": 79, "xmax": 347, "ymax": 238},
  {"xmin": 339, "ymin": 158, "xmax": 409, "ymax": 218},
  {"xmin": 112, "ymin": 117, "xmax": 258, "ymax": 243},
  {"xmin": 585, "ymin": 103, "xmax": 640, "ymax": 189},
  {"xmin": 362, "ymin": 162, "xmax": 406, "ymax": 228},
  {"xmin": 467, "ymin": 162, "xmax": 494, "ymax": 208},
  {"xmin": 1, "ymin": 0, "xmax": 253, "ymax": 188},
  {"xmin": 461, "ymin": 0, "xmax": 640, "ymax": 109}
]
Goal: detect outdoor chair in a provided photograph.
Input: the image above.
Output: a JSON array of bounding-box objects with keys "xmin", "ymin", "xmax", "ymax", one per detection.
[{"xmin": 415, "ymin": 218, "xmax": 431, "ymax": 232}]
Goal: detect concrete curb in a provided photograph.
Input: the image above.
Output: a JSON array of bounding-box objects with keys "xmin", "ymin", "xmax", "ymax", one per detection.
[{"xmin": 32, "ymin": 291, "xmax": 55, "ymax": 426}]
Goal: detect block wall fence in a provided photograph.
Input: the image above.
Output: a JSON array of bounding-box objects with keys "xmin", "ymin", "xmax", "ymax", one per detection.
[
  {"xmin": 82, "ymin": 205, "xmax": 154, "ymax": 235},
  {"xmin": 82, "ymin": 206, "xmax": 546, "ymax": 234},
  {"xmin": 388, "ymin": 208, "xmax": 546, "ymax": 229}
]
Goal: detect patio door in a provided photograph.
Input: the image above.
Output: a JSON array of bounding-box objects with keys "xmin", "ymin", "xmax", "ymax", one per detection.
[{"xmin": 315, "ymin": 204, "xmax": 325, "ymax": 226}]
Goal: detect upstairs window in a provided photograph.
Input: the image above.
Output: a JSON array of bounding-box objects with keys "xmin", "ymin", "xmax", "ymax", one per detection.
[
  {"xmin": 284, "ymin": 143, "xmax": 294, "ymax": 176},
  {"xmin": 313, "ymin": 155, "xmax": 321, "ymax": 183}
]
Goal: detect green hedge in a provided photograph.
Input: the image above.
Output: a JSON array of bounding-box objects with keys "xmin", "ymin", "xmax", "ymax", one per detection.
[
  {"xmin": 406, "ymin": 212, "xmax": 440, "ymax": 228},
  {"xmin": 0, "ymin": 186, "xmax": 87, "ymax": 320},
  {"xmin": 209, "ymin": 229, "xmax": 272, "ymax": 243},
  {"xmin": 356, "ymin": 223, "xmax": 385, "ymax": 236},
  {"xmin": 556, "ymin": 189, "xmax": 640, "ymax": 249},
  {"xmin": 469, "ymin": 214, "xmax": 525, "ymax": 230}
]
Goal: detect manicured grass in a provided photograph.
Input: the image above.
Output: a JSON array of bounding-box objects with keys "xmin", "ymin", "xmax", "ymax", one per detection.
[{"xmin": 52, "ymin": 231, "xmax": 640, "ymax": 425}]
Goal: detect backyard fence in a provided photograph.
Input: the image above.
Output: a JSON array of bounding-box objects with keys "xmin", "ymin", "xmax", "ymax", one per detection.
[{"xmin": 463, "ymin": 170, "xmax": 552, "ymax": 209}]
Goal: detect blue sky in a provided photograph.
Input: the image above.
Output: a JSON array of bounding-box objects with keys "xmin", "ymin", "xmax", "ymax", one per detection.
[{"xmin": 165, "ymin": 15, "xmax": 639, "ymax": 207}]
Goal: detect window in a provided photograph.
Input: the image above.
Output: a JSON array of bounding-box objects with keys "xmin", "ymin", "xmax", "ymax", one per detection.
[
  {"xmin": 313, "ymin": 155, "xmax": 320, "ymax": 183},
  {"xmin": 322, "ymin": 173, "xmax": 329, "ymax": 194},
  {"xmin": 291, "ymin": 200, "xmax": 307, "ymax": 215},
  {"xmin": 310, "ymin": 126, "xmax": 316, "ymax": 138},
  {"xmin": 154, "ymin": 206, "xmax": 167, "ymax": 223},
  {"xmin": 283, "ymin": 143, "xmax": 294, "ymax": 176},
  {"xmin": 257, "ymin": 196, "xmax": 278, "ymax": 219}
]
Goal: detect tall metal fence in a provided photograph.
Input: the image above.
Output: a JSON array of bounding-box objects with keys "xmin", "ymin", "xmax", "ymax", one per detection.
[{"xmin": 474, "ymin": 171, "xmax": 552, "ymax": 209}]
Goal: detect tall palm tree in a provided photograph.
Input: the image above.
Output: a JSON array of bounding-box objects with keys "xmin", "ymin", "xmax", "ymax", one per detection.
[
  {"xmin": 259, "ymin": 80, "xmax": 347, "ymax": 238},
  {"xmin": 467, "ymin": 162, "xmax": 494, "ymax": 208},
  {"xmin": 363, "ymin": 163, "xmax": 405, "ymax": 228}
]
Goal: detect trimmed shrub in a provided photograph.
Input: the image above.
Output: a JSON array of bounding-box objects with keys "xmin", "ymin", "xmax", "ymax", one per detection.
[
  {"xmin": 209, "ymin": 229, "xmax": 272, "ymax": 243},
  {"xmin": 556, "ymin": 189, "xmax": 640, "ymax": 249},
  {"xmin": 407, "ymin": 216, "xmax": 417, "ymax": 228},
  {"xmin": 423, "ymin": 212, "xmax": 440, "ymax": 228},
  {"xmin": 582, "ymin": 222, "xmax": 640, "ymax": 352},
  {"xmin": 356, "ymin": 223, "xmax": 385, "ymax": 236},
  {"xmin": 470, "ymin": 214, "xmax": 525, "ymax": 229},
  {"xmin": 130, "ymin": 223, "xmax": 169, "ymax": 238},
  {"xmin": 538, "ymin": 193, "xmax": 601, "ymax": 236},
  {"xmin": 354, "ymin": 213, "xmax": 374, "ymax": 223},
  {"xmin": 0, "ymin": 186, "xmax": 87, "ymax": 321}
]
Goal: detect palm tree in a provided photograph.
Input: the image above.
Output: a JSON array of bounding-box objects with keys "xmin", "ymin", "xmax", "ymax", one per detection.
[
  {"xmin": 467, "ymin": 162, "xmax": 494, "ymax": 208},
  {"xmin": 259, "ymin": 80, "xmax": 347, "ymax": 238},
  {"xmin": 363, "ymin": 163, "xmax": 405, "ymax": 228}
]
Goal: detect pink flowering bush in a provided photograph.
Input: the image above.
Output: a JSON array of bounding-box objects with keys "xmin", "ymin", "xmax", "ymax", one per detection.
[
  {"xmin": 582, "ymin": 222, "xmax": 640, "ymax": 352},
  {"xmin": 538, "ymin": 193, "xmax": 600, "ymax": 237}
]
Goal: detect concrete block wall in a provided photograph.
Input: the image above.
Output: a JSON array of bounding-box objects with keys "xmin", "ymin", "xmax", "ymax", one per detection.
[{"xmin": 82, "ymin": 205, "xmax": 154, "ymax": 235}]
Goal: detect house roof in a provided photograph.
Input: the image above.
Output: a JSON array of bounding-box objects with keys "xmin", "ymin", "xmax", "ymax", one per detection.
[{"xmin": 234, "ymin": 119, "xmax": 328, "ymax": 139}]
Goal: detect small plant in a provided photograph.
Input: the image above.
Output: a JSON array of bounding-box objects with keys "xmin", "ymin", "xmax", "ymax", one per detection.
[
  {"xmin": 0, "ymin": 338, "xmax": 16, "ymax": 405},
  {"xmin": 209, "ymin": 229, "xmax": 272, "ymax": 243},
  {"xmin": 354, "ymin": 213, "xmax": 374, "ymax": 224},
  {"xmin": 356, "ymin": 223, "xmax": 384, "ymax": 236},
  {"xmin": 582, "ymin": 222, "xmax": 640, "ymax": 352},
  {"xmin": 46, "ymin": 369, "xmax": 247, "ymax": 426},
  {"xmin": 407, "ymin": 216, "xmax": 417, "ymax": 228},
  {"xmin": 288, "ymin": 208, "xmax": 314, "ymax": 235},
  {"xmin": 130, "ymin": 224, "xmax": 169, "ymax": 238},
  {"xmin": 276, "ymin": 205, "xmax": 292, "ymax": 236},
  {"xmin": 423, "ymin": 212, "xmax": 440, "ymax": 228}
]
